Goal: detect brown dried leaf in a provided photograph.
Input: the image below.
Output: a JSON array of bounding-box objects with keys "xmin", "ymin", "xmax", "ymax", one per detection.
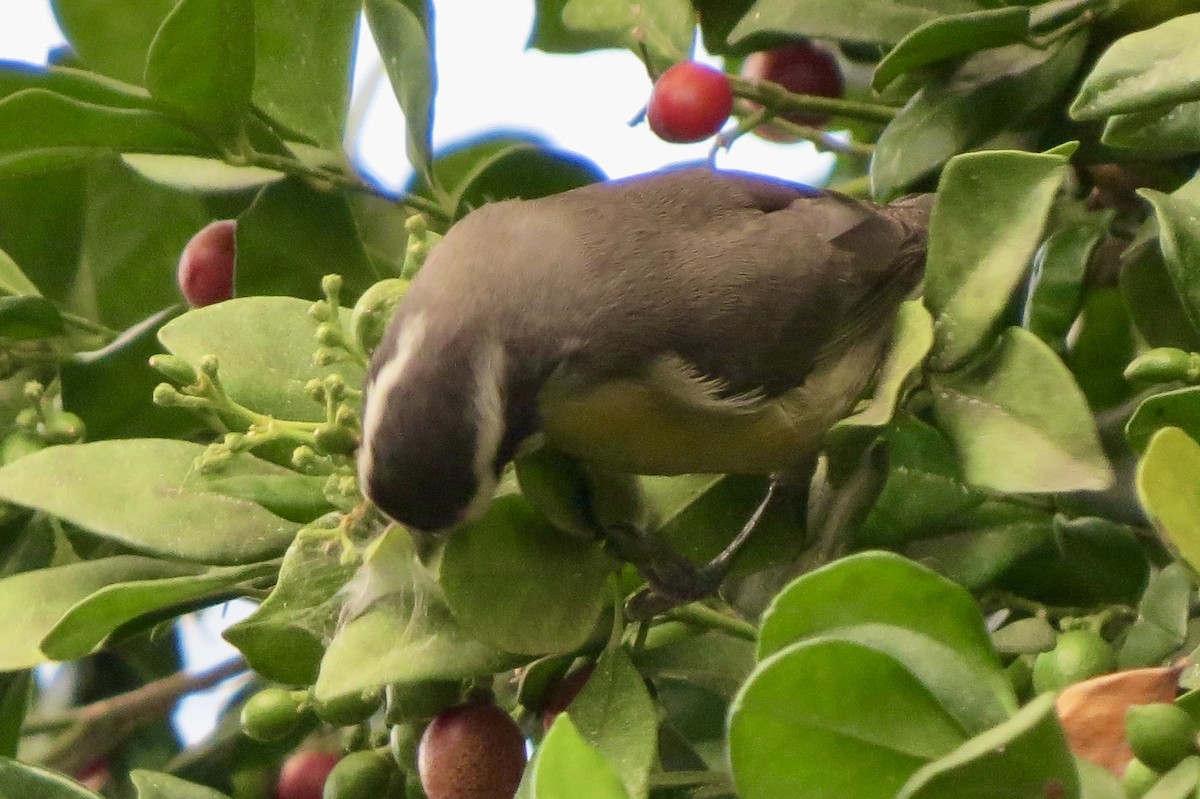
[{"xmin": 1055, "ymin": 665, "xmax": 1183, "ymax": 774}]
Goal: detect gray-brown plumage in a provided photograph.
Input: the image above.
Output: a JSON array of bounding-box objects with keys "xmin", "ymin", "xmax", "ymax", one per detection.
[{"xmin": 358, "ymin": 166, "xmax": 931, "ymax": 533}]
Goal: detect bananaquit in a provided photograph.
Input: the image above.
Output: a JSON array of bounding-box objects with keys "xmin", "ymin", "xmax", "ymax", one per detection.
[{"xmin": 357, "ymin": 167, "xmax": 931, "ymax": 601}]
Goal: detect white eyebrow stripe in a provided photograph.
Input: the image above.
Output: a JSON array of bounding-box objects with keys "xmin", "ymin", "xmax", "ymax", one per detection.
[
  {"xmin": 465, "ymin": 339, "xmax": 507, "ymax": 522},
  {"xmin": 357, "ymin": 311, "xmax": 428, "ymax": 492}
]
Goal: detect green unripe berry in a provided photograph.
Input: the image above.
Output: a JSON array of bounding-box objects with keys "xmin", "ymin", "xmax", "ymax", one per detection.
[
  {"xmin": 385, "ymin": 681, "xmax": 462, "ymax": 725},
  {"xmin": 1126, "ymin": 703, "xmax": 1199, "ymax": 772},
  {"xmin": 43, "ymin": 412, "xmax": 85, "ymax": 444},
  {"xmin": 1122, "ymin": 757, "xmax": 1160, "ymax": 798},
  {"xmin": 350, "ymin": 278, "xmax": 409, "ymax": 354},
  {"xmin": 314, "ymin": 423, "xmax": 357, "ymax": 456},
  {"xmin": 322, "ymin": 749, "xmax": 393, "ymax": 799},
  {"xmin": 22, "ymin": 381, "xmax": 43, "ymax": 402},
  {"xmin": 1032, "ymin": 629, "xmax": 1115, "ymax": 693},
  {"xmin": 199, "ymin": 354, "xmax": 219, "ymax": 377},
  {"xmin": 389, "ymin": 722, "xmax": 421, "ymax": 774},
  {"xmin": 13, "ymin": 408, "xmax": 38, "ymax": 432},
  {"xmin": 1124, "ymin": 347, "xmax": 1200, "ymax": 384},
  {"xmin": 313, "ymin": 689, "xmax": 383, "ymax": 726},
  {"xmin": 239, "ymin": 687, "xmax": 305, "ymax": 742}
]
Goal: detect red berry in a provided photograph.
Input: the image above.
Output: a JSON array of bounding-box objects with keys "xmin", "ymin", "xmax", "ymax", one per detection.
[
  {"xmin": 741, "ymin": 41, "xmax": 844, "ymax": 136},
  {"xmin": 541, "ymin": 665, "xmax": 594, "ymax": 733},
  {"xmin": 275, "ymin": 750, "xmax": 339, "ymax": 799},
  {"xmin": 178, "ymin": 219, "xmax": 237, "ymax": 307},
  {"xmin": 418, "ymin": 702, "xmax": 527, "ymax": 799},
  {"xmin": 647, "ymin": 62, "xmax": 733, "ymax": 143}
]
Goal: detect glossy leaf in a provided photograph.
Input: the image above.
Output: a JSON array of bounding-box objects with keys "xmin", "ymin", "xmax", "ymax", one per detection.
[
  {"xmin": 759, "ymin": 551, "xmax": 1016, "ymax": 731},
  {"xmin": 252, "ymin": 0, "xmax": 360, "ymax": 148},
  {"xmin": 1137, "ymin": 427, "xmax": 1200, "ymax": 576},
  {"xmin": 930, "ymin": 327, "xmax": 1113, "ymax": 494},
  {"xmin": 924, "ymin": 149, "xmax": 1071, "ymax": 370},
  {"xmin": 0, "ymin": 672, "xmax": 29, "ymax": 758},
  {"xmin": 121, "ymin": 154, "xmax": 284, "ymax": 192},
  {"xmin": 234, "ymin": 178, "xmax": 380, "ymax": 299},
  {"xmin": 440, "ymin": 495, "xmax": 613, "ymax": 655},
  {"xmin": 729, "ymin": 639, "xmax": 967, "ymax": 799},
  {"xmin": 872, "ymin": 37, "xmax": 1085, "ymax": 200},
  {"xmin": 365, "ymin": 0, "xmax": 436, "ymax": 176},
  {"xmin": 131, "ymin": 770, "xmax": 231, "ymax": 799},
  {"xmin": 564, "ymin": 646, "xmax": 657, "ymax": 799},
  {"xmin": 51, "ymin": 0, "xmax": 177, "ymax": 85},
  {"xmin": 158, "ymin": 297, "xmax": 364, "ymax": 422},
  {"xmin": 224, "ymin": 524, "xmax": 356, "ymax": 684},
  {"xmin": 452, "ymin": 142, "xmax": 605, "ymax": 218},
  {"xmin": 1070, "ymin": 13, "xmax": 1200, "ymax": 120},
  {"xmin": 1067, "ymin": 287, "xmax": 1135, "ymax": 410},
  {"xmin": 1024, "ymin": 213, "xmax": 1112, "ymax": 349},
  {"xmin": 0, "ymin": 440, "xmax": 301, "ymax": 563},
  {"xmin": 729, "ymin": 0, "xmax": 977, "ymax": 47},
  {"xmin": 0, "ymin": 556, "xmax": 200, "ymax": 670},
  {"xmin": 41, "ymin": 561, "xmax": 272, "ymax": 662},
  {"xmin": 1120, "ymin": 244, "xmax": 1200, "ymax": 351},
  {"xmin": 1141, "ymin": 190, "xmax": 1200, "ymax": 337},
  {"xmin": 901, "ymin": 515, "xmax": 1053, "ymax": 591},
  {"xmin": 894, "ymin": 694, "xmax": 1077, "ymax": 799},
  {"xmin": 144, "ymin": 0, "xmax": 255, "ymax": 138},
  {"xmin": 0, "ymin": 295, "xmax": 64, "ymax": 339},
  {"xmin": 873, "ymin": 7, "xmax": 1031, "ymax": 91},
  {"xmin": 533, "ymin": 715, "xmax": 631, "ymax": 799},
  {"xmin": 634, "ymin": 624, "xmax": 753, "ymax": 699},
  {"xmin": 1103, "ymin": 100, "xmax": 1200, "ymax": 157},
  {"xmin": 315, "ymin": 528, "xmax": 514, "ymax": 700},
  {"xmin": 1127, "ymin": 387, "xmax": 1200, "ymax": 453},
  {"xmin": 0, "ymin": 89, "xmax": 213, "ymax": 157},
  {"xmin": 692, "ymin": 0, "xmax": 757, "ymax": 56},
  {"xmin": 0, "ymin": 757, "xmax": 104, "ymax": 798},
  {"xmin": 561, "ymin": 0, "xmax": 694, "ymax": 68},
  {"xmin": 527, "ymin": 0, "xmax": 619, "ymax": 54}
]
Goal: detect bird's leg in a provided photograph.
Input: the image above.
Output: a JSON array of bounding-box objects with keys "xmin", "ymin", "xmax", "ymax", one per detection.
[{"xmin": 606, "ymin": 479, "xmax": 787, "ymax": 619}]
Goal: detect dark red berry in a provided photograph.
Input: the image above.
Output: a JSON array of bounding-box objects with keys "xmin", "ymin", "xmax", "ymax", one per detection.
[
  {"xmin": 541, "ymin": 665, "xmax": 594, "ymax": 733},
  {"xmin": 178, "ymin": 219, "xmax": 237, "ymax": 307},
  {"xmin": 418, "ymin": 702, "xmax": 526, "ymax": 799},
  {"xmin": 741, "ymin": 41, "xmax": 844, "ymax": 137},
  {"xmin": 647, "ymin": 62, "xmax": 733, "ymax": 143},
  {"xmin": 275, "ymin": 750, "xmax": 339, "ymax": 799}
]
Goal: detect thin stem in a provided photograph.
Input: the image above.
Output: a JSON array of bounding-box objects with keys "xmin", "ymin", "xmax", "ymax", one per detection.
[
  {"xmin": 730, "ymin": 76, "xmax": 899, "ymax": 124},
  {"xmin": 663, "ymin": 603, "xmax": 756, "ymax": 643}
]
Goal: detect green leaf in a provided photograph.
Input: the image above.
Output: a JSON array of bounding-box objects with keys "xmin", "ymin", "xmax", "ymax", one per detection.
[
  {"xmin": 692, "ymin": 0, "xmax": 757, "ymax": 56},
  {"xmin": 561, "ymin": 0, "xmax": 695, "ymax": 68},
  {"xmin": 1067, "ymin": 287, "xmax": 1135, "ymax": 411},
  {"xmin": 533, "ymin": 715, "xmax": 631, "ymax": 799},
  {"xmin": 1070, "ymin": 12, "xmax": 1200, "ymax": 120},
  {"xmin": 0, "ymin": 89, "xmax": 213, "ymax": 157},
  {"xmin": 121, "ymin": 154, "xmax": 284, "ymax": 191},
  {"xmin": 450, "ymin": 142, "xmax": 605, "ymax": 219},
  {"xmin": 224, "ymin": 524, "xmax": 355, "ymax": 684},
  {"xmin": 1137, "ymin": 756, "xmax": 1200, "ymax": 799},
  {"xmin": 1118, "ymin": 563, "xmax": 1190, "ymax": 669},
  {"xmin": 730, "ymin": 0, "xmax": 977, "ymax": 47},
  {"xmin": 633, "ymin": 625, "xmax": 753, "ymax": 699},
  {"xmin": 924, "ymin": 149, "xmax": 1071, "ymax": 369},
  {"xmin": 0, "ymin": 756, "xmax": 104, "ymax": 798},
  {"xmin": 930, "ymin": 327, "xmax": 1113, "ymax": 494},
  {"xmin": 562, "ymin": 646, "xmax": 657, "ymax": 799},
  {"xmin": 0, "ymin": 247, "xmax": 41, "ymax": 297},
  {"xmin": 0, "ymin": 556, "xmax": 200, "ymax": 670},
  {"xmin": 158, "ymin": 296, "xmax": 364, "ymax": 422},
  {"xmin": 62, "ymin": 307, "xmax": 199, "ymax": 440},
  {"xmin": 1120, "ymin": 243, "xmax": 1200, "ymax": 351},
  {"xmin": 144, "ymin": 0, "xmax": 255, "ymax": 139},
  {"xmin": 1103, "ymin": 100, "xmax": 1200, "ymax": 157},
  {"xmin": 251, "ymin": 0, "xmax": 360, "ymax": 148},
  {"xmin": 759, "ymin": 551, "xmax": 1016, "ymax": 731},
  {"xmin": 729, "ymin": 639, "xmax": 967, "ymax": 799},
  {"xmin": 0, "ymin": 295, "xmax": 64, "ymax": 339},
  {"xmin": 1141, "ymin": 190, "xmax": 1200, "ymax": 337},
  {"xmin": 528, "ymin": 0, "xmax": 627, "ymax": 54},
  {"xmin": 894, "ymin": 693, "xmax": 1078, "ymax": 799},
  {"xmin": 834, "ymin": 300, "xmax": 934, "ymax": 433},
  {"xmin": 1137, "ymin": 427, "xmax": 1200, "ymax": 576},
  {"xmin": 0, "ymin": 671, "xmax": 31, "ymax": 758},
  {"xmin": 901, "ymin": 515, "xmax": 1053, "ymax": 591},
  {"xmin": 872, "ymin": 37, "xmax": 1086, "ymax": 200},
  {"xmin": 856, "ymin": 417, "xmax": 984, "ymax": 547},
  {"xmin": 873, "ymin": 7, "xmax": 1031, "ymax": 91},
  {"xmin": 235, "ymin": 178, "xmax": 380, "ymax": 299},
  {"xmin": 365, "ymin": 0, "xmax": 436, "ymax": 177},
  {"xmin": 41, "ymin": 561, "xmax": 272, "ymax": 662},
  {"xmin": 315, "ymin": 528, "xmax": 514, "ymax": 700},
  {"xmin": 1024, "ymin": 213, "xmax": 1113, "ymax": 349},
  {"xmin": 0, "ymin": 440, "xmax": 301, "ymax": 564},
  {"xmin": 51, "ymin": 0, "xmax": 177, "ymax": 85},
  {"xmin": 131, "ymin": 770, "xmax": 231, "ymax": 799},
  {"xmin": 1127, "ymin": 387, "xmax": 1200, "ymax": 453},
  {"xmin": 440, "ymin": 495, "xmax": 613, "ymax": 655}
]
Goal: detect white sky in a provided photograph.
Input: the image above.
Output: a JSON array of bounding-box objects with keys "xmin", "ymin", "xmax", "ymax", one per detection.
[{"xmin": 4, "ymin": 0, "xmax": 829, "ymax": 746}]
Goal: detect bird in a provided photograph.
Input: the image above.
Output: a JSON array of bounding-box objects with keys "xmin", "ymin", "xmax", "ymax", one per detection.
[{"xmin": 356, "ymin": 166, "xmax": 931, "ymax": 601}]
